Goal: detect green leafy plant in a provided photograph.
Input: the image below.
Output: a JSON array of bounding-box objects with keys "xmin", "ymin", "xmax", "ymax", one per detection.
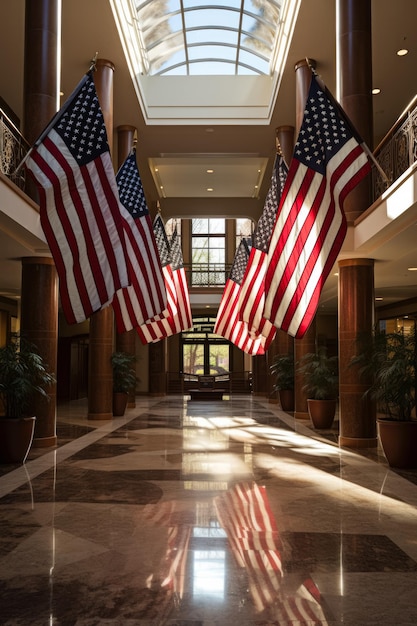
[
  {"xmin": 0, "ymin": 335, "xmax": 55, "ymax": 419},
  {"xmin": 297, "ymin": 346, "xmax": 339, "ymax": 400},
  {"xmin": 111, "ymin": 352, "xmax": 138, "ymax": 394},
  {"xmin": 270, "ymin": 353, "xmax": 295, "ymax": 391},
  {"xmin": 350, "ymin": 326, "xmax": 417, "ymax": 421}
]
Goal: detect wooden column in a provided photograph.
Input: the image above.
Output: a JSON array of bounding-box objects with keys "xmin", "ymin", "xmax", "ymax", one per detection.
[
  {"xmin": 336, "ymin": 0, "xmax": 373, "ymax": 221},
  {"xmin": 292, "ymin": 59, "xmax": 317, "ymax": 420},
  {"xmin": 87, "ymin": 59, "xmax": 115, "ymax": 420},
  {"xmin": 21, "ymin": 0, "xmax": 60, "ymax": 446},
  {"xmin": 276, "ymin": 125, "xmax": 294, "ymax": 167},
  {"xmin": 294, "ymin": 320, "xmax": 316, "ymax": 420},
  {"xmin": 338, "ymin": 259, "xmax": 377, "ymax": 447},
  {"xmin": 23, "ymin": 0, "xmax": 61, "ymax": 202},
  {"xmin": 20, "ymin": 258, "xmax": 58, "ymax": 447},
  {"xmin": 116, "ymin": 124, "xmax": 137, "ymax": 407},
  {"xmin": 266, "ymin": 125, "xmax": 295, "ymax": 397},
  {"xmin": 336, "ymin": 0, "xmax": 376, "ymax": 448}
]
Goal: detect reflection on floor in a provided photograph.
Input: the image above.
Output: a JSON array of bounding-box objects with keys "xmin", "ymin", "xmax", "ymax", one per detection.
[{"xmin": 1, "ymin": 395, "xmax": 417, "ymax": 625}]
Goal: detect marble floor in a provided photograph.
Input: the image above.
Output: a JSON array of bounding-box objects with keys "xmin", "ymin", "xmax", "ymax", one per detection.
[{"xmin": 1, "ymin": 395, "xmax": 417, "ymax": 625}]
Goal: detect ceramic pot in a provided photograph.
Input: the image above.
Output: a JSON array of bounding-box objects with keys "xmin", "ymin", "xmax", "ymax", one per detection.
[
  {"xmin": 279, "ymin": 389, "xmax": 295, "ymax": 412},
  {"xmin": 307, "ymin": 399, "xmax": 336, "ymax": 429},
  {"xmin": 377, "ymin": 418, "xmax": 417, "ymax": 469},
  {"xmin": 0, "ymin": 416, "xmax": 36, "ymax": 463},
  {"xmin": 112, "ymin": 392, "xmax": 128, "ymax": 417}
]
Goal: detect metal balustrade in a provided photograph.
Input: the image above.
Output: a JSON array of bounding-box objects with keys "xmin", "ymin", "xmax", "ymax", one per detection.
[{"xmin": 0, "ymin": 109, "xmax": 30, "ymax": 190}]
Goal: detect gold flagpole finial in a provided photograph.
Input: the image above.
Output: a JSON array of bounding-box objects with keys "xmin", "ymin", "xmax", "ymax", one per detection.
[
  {"xmin": 275, "ymin": 128, "xmax": 283, "ymax": 156},
  {"xmin": 157, "ymin": 200, "xmax": 162, "ymax": 214},
  {"xmin": 133, "ymin": 130, "xmax": 138, "ymax": 150},
  {"xmin": 89, "ymin": 52, "xmax": 98, "ymax": 72}
]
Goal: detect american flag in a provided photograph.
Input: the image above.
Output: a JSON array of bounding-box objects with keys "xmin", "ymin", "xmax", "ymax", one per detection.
[
  {"xmin": 215, "ymin": 482, "xmax": 329, "ymax": 622},
  {"xmin": 264, "ymin": 73, "xmax": 371, "ymax": 338},
  {"xmin": 24, "ymin": 72, "xmax": 131, "ymax": 324},
  {"xmin": 111, "ymin": 150, "xmax": 167, "ymax": 333},
  {"xmin": 214, "ymin": 238, "xmax": 270, "ymax": 355},
  {"xmin": 142, "ymin": 500, "xmax": 193, "ymax": 599},
  {"xmin": 136, "ymin": 214, "xmax": 178, "ymax": 345},
  {"xmin": 238, "ymin": 155, "xmax": 288, "ymax": 341},
  {"xmin": 168, "ymin": 226, "xmax": 192, "ymax": 333}
]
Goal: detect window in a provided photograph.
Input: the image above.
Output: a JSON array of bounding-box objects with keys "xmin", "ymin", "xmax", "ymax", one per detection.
[{"xmin": 191, "ymin": 218, "xmax": 225, "ymax": 286}]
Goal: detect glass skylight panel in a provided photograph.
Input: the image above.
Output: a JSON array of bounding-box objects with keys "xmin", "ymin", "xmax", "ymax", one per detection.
[{"xmin": 135, "ymin": 0, "xmax": 282, "ymax": 76}]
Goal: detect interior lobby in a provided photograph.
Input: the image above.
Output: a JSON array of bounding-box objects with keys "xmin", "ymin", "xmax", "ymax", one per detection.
[{"xmin": 1, "ymin": 1, "xmax": 417, "ymax": 624}]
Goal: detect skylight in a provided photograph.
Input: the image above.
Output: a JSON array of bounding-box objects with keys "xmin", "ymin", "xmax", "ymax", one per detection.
[{"xmin": 135, "ymin": 0, "xmax": 283, "ymax": 76}]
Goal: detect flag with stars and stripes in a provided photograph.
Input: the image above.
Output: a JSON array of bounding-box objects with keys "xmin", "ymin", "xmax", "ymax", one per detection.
[
  {"xmin": 214, "ymin": 238, "xmax": 270, "ymax": 355},
  {"xmin": 136, "ymin": 215, "xmax": 180, "ymax": 344},
  {"xmin": 264, "ymin": 73, "xmax": 371, "ymax": 338},
  {"xmin": 25, "ymin": 72, "xmax": 131, "ymax": 324},
  {"xmin": 112, "ymin": 150, "xmax": 167, "ymax": 333},
  {"xmin": 238, "ymin": 155, "xmax": 288, "ymax": 343}
]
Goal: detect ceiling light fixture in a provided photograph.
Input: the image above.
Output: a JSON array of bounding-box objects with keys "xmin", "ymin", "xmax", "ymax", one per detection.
[
  {"xmin": 207, "ymin": 188, "xmax": 213, "ymax": 192},
  {"xmin": 372, "ymin": 88, "xmax": 381, "ymax": 95},
  {"xmin": 397, "ymin": 47, "xmax": 408, "ymax": 56},
  {"xmin": 206, "ymin": 169, "xmax": 214, "ymax": 173},
  {"xmin": 407, "ymin": 267, "xmax": 417, "ymax": 271}
]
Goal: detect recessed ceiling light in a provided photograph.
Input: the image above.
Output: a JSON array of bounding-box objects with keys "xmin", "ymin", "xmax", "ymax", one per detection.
[
  {"xmin": 397, "ymin": 48, "xmax": 408, "ymax": 56},
  {"xmin": 207, "ymin": 169, "xmax": 214, "ymax": 173},
  {"xmin": 372, "ymin": 88, "xmax": 381, "ymax": 95},
  {"xmin": 375, "ymin": 297, "xmax": 384, "ymax": 301},
  {"xmin": 207, "ymin": 188, "xmax": 213, "ymax": 192},
  {"xmin": 407, "ymin": 267, "xmax": 417, "ymax": 271}
]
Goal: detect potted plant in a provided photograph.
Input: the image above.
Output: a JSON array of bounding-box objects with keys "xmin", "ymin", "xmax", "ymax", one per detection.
[
  {"xmin": 350, "ymin": 326, "xmax": 417, "ymax": 468},
  {"xmin": 297, "ymin": 346, "xmax": 339, "ymax": 428},
  {"xmin": 269, "ymin": 353, "xmax": 295, "ymax": 411},
  {"xmin": 111, "ymin": 351, "xmax": 138, "ymax": 416},
  {"xmin": 0, "ymin": 335, "xmax": 55, "ymax": 463}
]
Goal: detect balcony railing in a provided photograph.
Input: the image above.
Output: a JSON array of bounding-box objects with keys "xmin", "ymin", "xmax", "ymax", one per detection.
[
  {"xmin": 2, "ymin": 96, "xmax": 417, "ymax": 229},
  {"xmin": 372, "ymin": 95, "xmax": 417, "ymax": 200},
  {"xmin": 186, "ymin": 263, "xmax": 232, "ymax": 288},
  {"xmin": 0, "ymin": 108, "xmax": 30, "ymax": 190}
]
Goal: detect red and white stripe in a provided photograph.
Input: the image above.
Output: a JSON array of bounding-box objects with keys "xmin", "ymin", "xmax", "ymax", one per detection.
[
  {"xmin": 264, "ymin": 142, "xmax": 369, "ymax": 338},
  {"xmin": 214, "ymin": 279, "xmax": 270, "ymax": 355},
  {"xmin": 26, "ymin": 135, "xmax": 129, "ymax": 324}
]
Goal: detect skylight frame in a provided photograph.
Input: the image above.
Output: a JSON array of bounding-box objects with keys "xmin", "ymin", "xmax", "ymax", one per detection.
[{"xmin": 134, "ymin": 0, "xmax": 283, "ymax": 76}]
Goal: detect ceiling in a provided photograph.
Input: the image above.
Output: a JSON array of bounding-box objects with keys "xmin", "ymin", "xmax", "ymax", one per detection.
[{"xmin": 1, "ymin": 0, "xmax": 417, "ymax": 316}]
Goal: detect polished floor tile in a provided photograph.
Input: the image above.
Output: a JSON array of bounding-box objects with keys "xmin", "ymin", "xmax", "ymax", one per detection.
[{"xmin": 1, "ymin": 395, "xmax": 417, "ymax": 625}]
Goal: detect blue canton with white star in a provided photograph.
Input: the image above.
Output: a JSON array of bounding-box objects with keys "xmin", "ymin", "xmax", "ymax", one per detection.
[
  {"xmin": 153, "ymin": 215, "xmax": 171, "ymax": 267},
  {"xmin": 116, "ymin": 151, "xmax": 149, "ymax": 218},
  {"xmin": 54, "ymin": 73, "xmax": 109, "ymax": 165},
  {"xmin": 230, "ymin": 237, "xmax": 251, "ymax": 285},
  {"xmin": 295, "ymin": 75, "xmax": 353, "ymax": 175}
]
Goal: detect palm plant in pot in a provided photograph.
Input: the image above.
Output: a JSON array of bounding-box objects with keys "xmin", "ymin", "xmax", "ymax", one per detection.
[
  {"xmin": 350, "ymin": 325, "xmax": 417, "ymax": 468},
  {"xmin": 111, "ymin": 351, "xmax": 138, "ymax": 416},
  {"xmin": 297, "ymin": 346, "xmax": 339, "ymax": 429},
  {"xmin": 269, "ymin": 353, "xmax": 295, "ymax": 411},
  {"xmin": 0, "ymin": 335, "xmax": 55, "ymax": 463}
]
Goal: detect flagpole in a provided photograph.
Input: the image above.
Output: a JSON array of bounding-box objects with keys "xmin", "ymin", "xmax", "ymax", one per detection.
[{"xmin": 307, "ymin": 61, "xmax": 391, "ymax": 187}]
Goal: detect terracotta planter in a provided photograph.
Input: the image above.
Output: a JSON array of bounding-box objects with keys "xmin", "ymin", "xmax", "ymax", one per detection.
[
  {"xmin": 377, "ymin": 418, "xmax": 417, "ymax": 469},
  {"xmin": 112, "ymin": 392, "xmax": 128, "ymax": 417},
  {"xmin": 307, "ymin": 399, "xmax": 336, "ymax": 429},
  {"xmin": 0, "ymin": 416, "xmax": 36, "ymax": 463},
  {"xmin": 279, "ymin": 389, "xmax": 295, "ymax": 412}
]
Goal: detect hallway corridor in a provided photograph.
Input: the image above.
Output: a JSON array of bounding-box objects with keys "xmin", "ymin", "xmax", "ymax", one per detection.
[{"xmin": 1, "ymin": 395, "xmax": 417, "ymax": 625}]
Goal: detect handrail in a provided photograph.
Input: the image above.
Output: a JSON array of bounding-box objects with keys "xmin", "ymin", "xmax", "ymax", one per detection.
[
  {"xmin": 0, "ymin": 108, "xmax": 30, "ymax": 190},
  {"xmin": 372, "ymin": 94, "xmax": 417, "ymax": 200}
]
